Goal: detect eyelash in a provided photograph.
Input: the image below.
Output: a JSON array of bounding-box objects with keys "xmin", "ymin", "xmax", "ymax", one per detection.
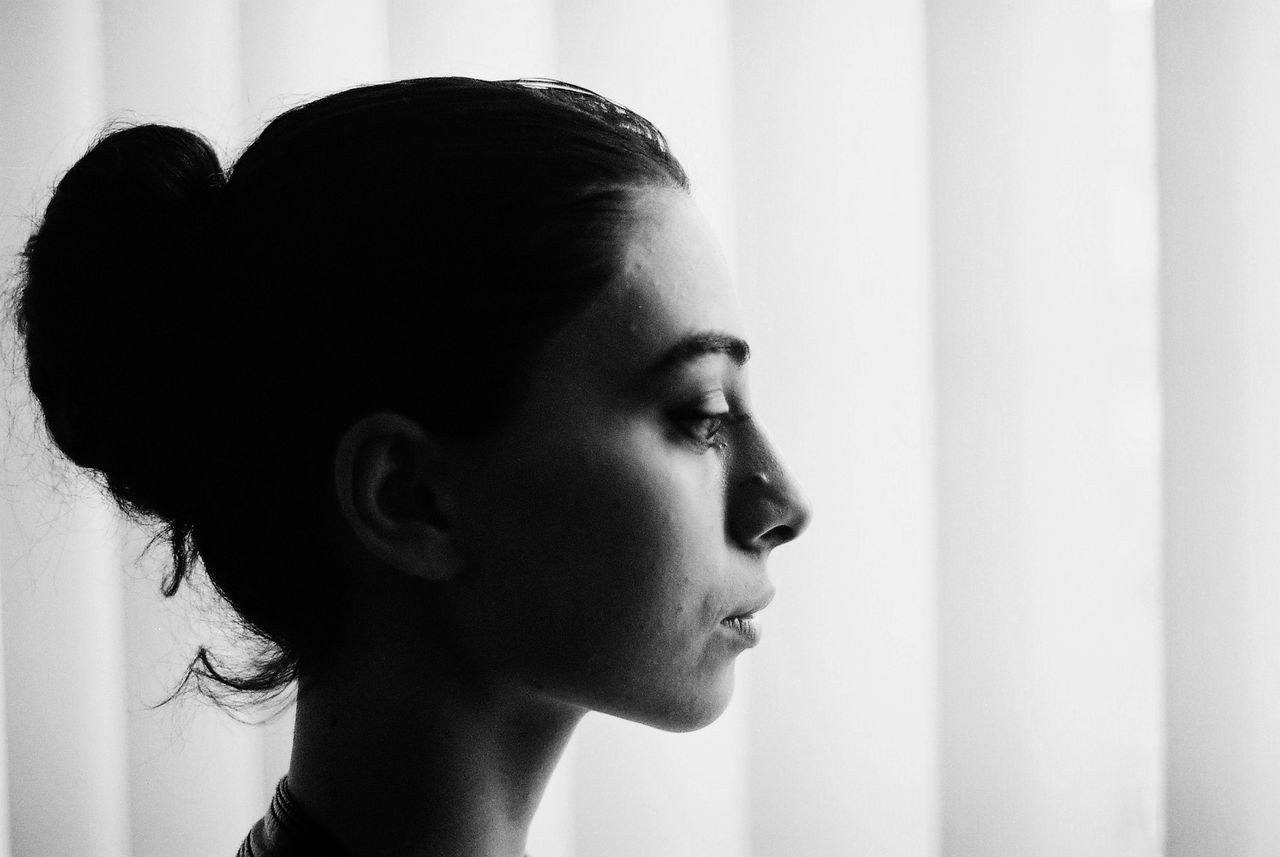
[{"xmin": 677, "ymin": 406, "xmax": 749, "ymax": 452}]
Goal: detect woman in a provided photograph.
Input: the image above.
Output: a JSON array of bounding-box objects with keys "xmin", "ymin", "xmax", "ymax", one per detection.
[{"xmin": 15, "ymin": 77, "xmax": 809, "ymax": 857}]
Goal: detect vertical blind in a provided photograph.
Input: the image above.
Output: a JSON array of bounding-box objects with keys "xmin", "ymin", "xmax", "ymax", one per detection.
[{"xmin": 0, "ymin": 1, "xmax": 1274, "ymax": 855}]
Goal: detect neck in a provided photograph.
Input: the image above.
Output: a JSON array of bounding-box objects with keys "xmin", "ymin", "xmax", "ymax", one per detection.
[{"xmin": 286, "ymin": 595, "xmax": 585, "ymax": 857}]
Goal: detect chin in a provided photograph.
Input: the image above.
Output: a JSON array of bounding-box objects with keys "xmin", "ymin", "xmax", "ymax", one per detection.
[{"xmin": 608, "ymin": 670, "xmax": 737, "ymax": 733}]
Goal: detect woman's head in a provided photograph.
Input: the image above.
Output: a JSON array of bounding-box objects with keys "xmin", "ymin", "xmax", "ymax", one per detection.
[
  {"xmin": 342, "ymin": 186, "xmax": 810, "ymax": 730},
  {"xmin": 15, "ymin": 77, "xmax": 807, "ymax": 725}
]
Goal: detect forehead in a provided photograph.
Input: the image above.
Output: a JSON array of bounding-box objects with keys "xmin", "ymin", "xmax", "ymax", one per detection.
[{"xmin": 546, "ymin": 188, "xmax": 744, "ymax": 382}]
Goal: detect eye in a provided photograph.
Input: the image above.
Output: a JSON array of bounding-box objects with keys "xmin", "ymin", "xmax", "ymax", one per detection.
[
  {"xmin": 680, "ymin": 409, "xmax": 730, "ymax": 450},
  {"xmin": 672, "ymin": 392, "xmax": 748, "ymax": 452}
]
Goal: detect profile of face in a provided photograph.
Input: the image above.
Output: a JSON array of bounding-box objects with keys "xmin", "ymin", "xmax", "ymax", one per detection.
[{"xmin": 425, "ymin": 187, "xmax": 811, "ymax": 732}]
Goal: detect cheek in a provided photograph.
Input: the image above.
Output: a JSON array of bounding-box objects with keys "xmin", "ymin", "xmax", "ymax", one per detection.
[{"xmin": 447, "ymin": 425, "xmax": 729, "ymax": 678}]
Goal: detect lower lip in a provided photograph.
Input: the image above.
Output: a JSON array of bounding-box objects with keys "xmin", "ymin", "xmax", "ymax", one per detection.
[{"xmin": 720, "ymin": 615, "xmax": 762, "ymax": 647}]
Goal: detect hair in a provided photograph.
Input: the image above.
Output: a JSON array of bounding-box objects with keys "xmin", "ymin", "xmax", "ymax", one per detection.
[{"xmin": 14, "ymin": 77, "xmax": 689, "ymax": 708}]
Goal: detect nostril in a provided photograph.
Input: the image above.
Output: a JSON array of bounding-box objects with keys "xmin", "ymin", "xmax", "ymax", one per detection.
[{"xmin": 761, "ymin": 523, "xmax": 798, "ymax": 550}]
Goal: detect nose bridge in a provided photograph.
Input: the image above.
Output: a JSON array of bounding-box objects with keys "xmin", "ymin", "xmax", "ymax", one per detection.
[{"xmin": 728, "ymin": 420, "xmax": 811, "ymax": 550}]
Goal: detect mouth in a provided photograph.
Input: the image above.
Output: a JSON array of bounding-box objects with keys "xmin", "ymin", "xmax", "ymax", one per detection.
[
  {"xmin": 719, "ymin": 589, "xmax": 774, "ymax": 646},
  {"xmin": 719, "ymin": 613, "xmax": 762, "ymax": 645}
]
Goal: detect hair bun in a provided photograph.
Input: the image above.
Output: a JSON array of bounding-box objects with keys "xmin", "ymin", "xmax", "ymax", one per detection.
[{"xmin": 17, "ymin": 124, "xmax": 225, "ymax": 522}]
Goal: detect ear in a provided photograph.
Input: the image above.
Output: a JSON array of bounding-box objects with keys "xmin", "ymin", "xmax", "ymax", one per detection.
[{"xmin": 333, "ymin": 412, "xmax": 463, "ymax": 582}]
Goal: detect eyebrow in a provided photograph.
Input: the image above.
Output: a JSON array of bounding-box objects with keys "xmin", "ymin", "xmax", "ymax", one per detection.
[{"xmin": 648, "ymin": 331, "xmax": 751, "ymax": 374}]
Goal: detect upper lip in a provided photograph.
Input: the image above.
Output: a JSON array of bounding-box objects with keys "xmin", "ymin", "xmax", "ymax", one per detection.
[{"xmin": 725, "ymin": 588, "xmax": 775, "ymax": 619}]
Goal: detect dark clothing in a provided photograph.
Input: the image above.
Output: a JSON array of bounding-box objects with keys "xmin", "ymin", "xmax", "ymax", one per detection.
[
  {"xmin": 237, "ymin": 777, "xmax": 350, "ymax": 857},
  {"xmin": 237, "ymin": 776, "xmax": 534, "ymax": 856}
]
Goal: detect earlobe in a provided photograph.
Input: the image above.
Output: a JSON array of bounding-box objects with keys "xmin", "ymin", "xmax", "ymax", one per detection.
[{"xmin": 333, "ymin": 412, "xmax": 463, "ymax": 582}]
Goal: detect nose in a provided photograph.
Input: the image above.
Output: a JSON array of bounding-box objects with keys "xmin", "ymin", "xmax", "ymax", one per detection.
[{"xmin": 727, "ymin": 426, "xmax": 812, "ymax": 552}]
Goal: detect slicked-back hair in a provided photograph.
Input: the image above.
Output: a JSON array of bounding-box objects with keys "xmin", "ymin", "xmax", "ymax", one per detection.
[{"xmin": 16, "ymin": 78, "xmax": 689, "ymax": 707}]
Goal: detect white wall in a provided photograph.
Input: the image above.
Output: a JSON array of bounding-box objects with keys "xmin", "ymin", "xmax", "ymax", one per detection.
[
  {"xmin": 930, "ymin": 2, "xmax": 1162, "ymax": 854},
  {"xmin": 1159, "ymin": 1, "xmax": 1280, "ymax": 854}
]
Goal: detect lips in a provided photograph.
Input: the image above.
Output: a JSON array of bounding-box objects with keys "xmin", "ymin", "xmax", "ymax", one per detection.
[
  {"xmin": 721, "ymin": 613, "xmax": 760, "ymax": 641},
  {"xmin": 724, "ymin": 588, "xmax": 775, "ymax": 623}
]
